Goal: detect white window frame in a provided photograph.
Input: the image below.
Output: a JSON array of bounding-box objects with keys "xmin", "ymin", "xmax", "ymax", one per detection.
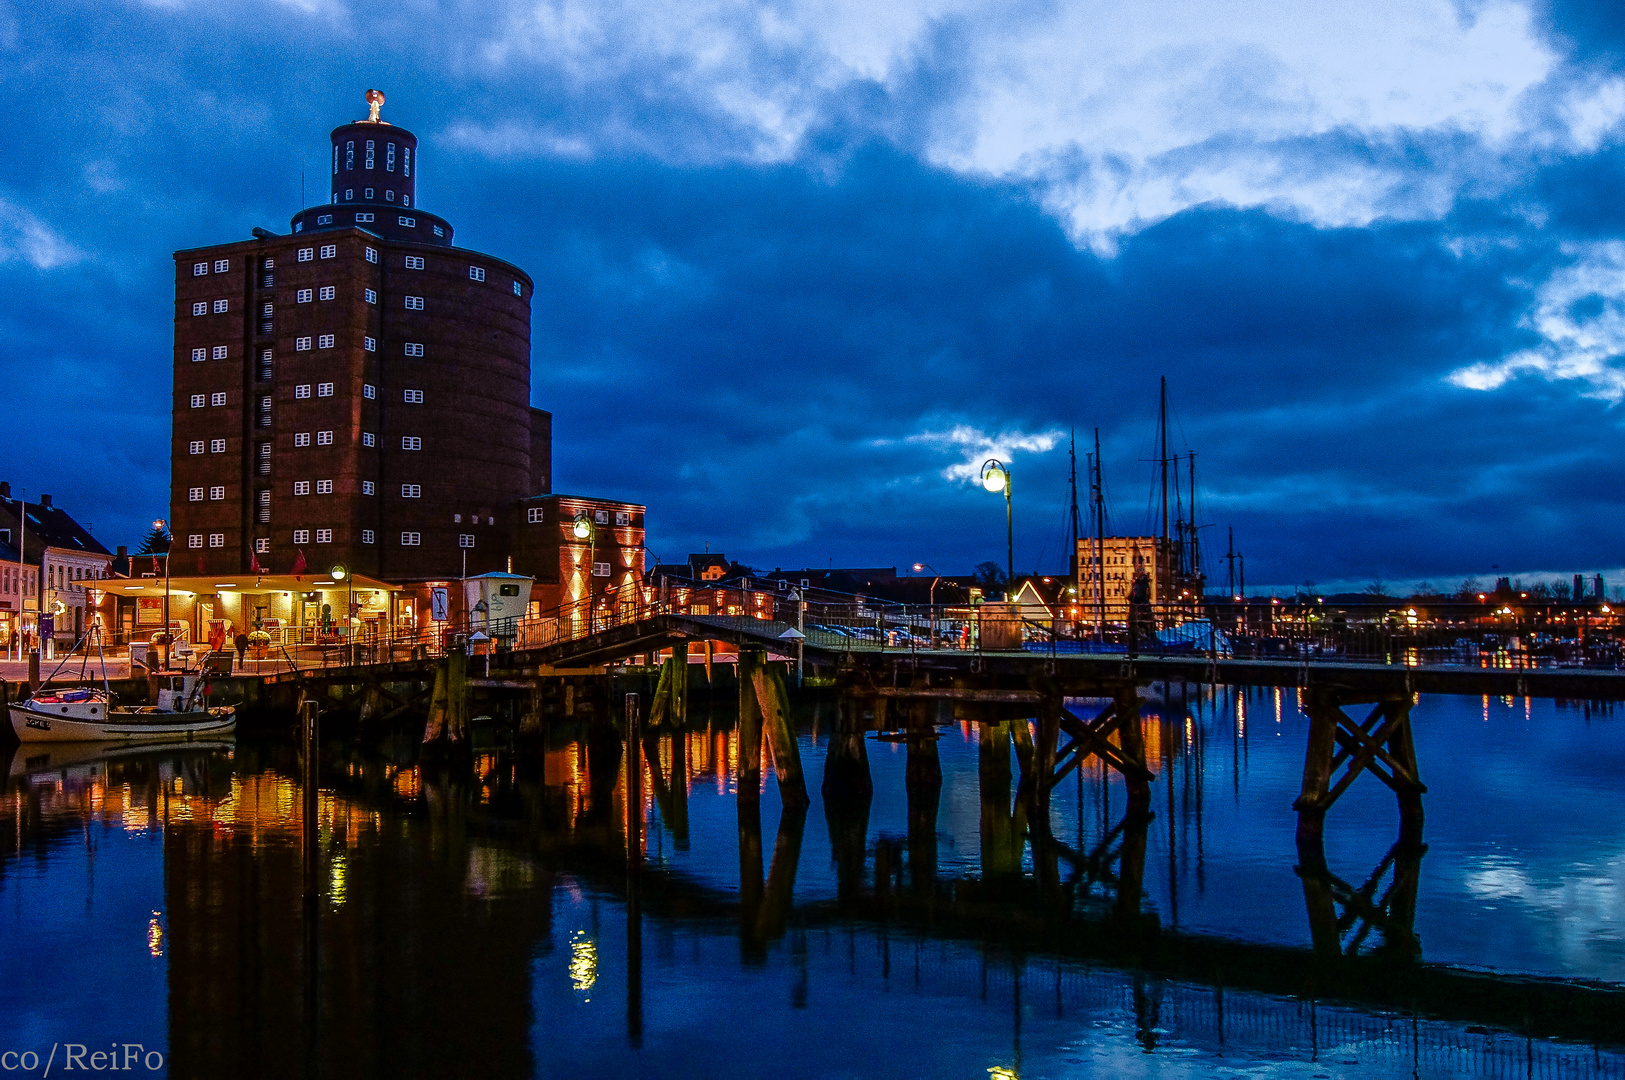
[
  {"xmin": 315, "ymin": 528, "xmax": 333, "ymax": 544},
  {"xmin": 296, "ymin": 336, "xmax": 312, "ymax": 351},
  {"xmin": 361, "ymin": 529, "xmax": 375, "ymax": 544},
  {"xmin": 296, "ymin": 288, "xmax": 313, "ymax": 303},
  {"xmin": 320, "ymin": 244, "xmax": 336, "ymax": 259},
  {"xmin": 293, "ymin": 481, "xmax": 310, "ymax": 496},
  {"xmin": 468, "ymin": 266, "xmax": 485, "ymax": 281},
  {"xmin": 400, "ymin": 532, "xmax": 421, "ymax": 546},
  {"xmin": 188, "ymin": 534, "xmax": 203, "ymax": 549},
  {"xmin": 192, "ymin": 302, "xmax": 207, "ymax": 316},
  {"xmin": 592, "ymin": 562, "xmax": 611, "ymax": 577},
  {"xmin": 189, "ymin": 440, "xmax": 205, "ymax": 455},
  {"xmin": 212, "ymin": 345, "xmax": 228, "ymax": 359},
  {"xmin": 190, "ymin": 348, "xmax": 207, "ymax": 362},
  {"xmin": 208, "ymin": 533, "xmax": 225, "ymax": 549},
  {"xmin": 365, "ymin": 247, "xmax": 378, "ymax": 263},
  {"xmin": 362, "ymin": 432, "xmax": 376, "ymax": 447},
  {"xmin": 210, "ymin": 438, "xmax": 226, "ymax": 453},
  {"xmin": 316, "ymin": 430, "xmax": 333, "ymax": 446},
  {"xmin": 403, "ymin": 389, "xmax": 423, "ymax": 403},
  {"xmin": 209, "ymin": 485, "xmax": 225, "ymax": 501},
  {"xmin": 319, "ymin": 285, "xmax": 335, "ymax": 300},
  {"xmin": 294, "ymin": 384, "xmax": 311, "ymax": 399},
  {"xmin": 459, "ymin": 534, "xmax": 475, "ymax": 549},
  {"xmin": 318, "ymin": 334, "xmax": 334, "ymax": 349},
  {"xmin": 401, "ymin": 436, "xmax": 421, "ymax": 450},
  {"xmin": 364, "ymin": 288, "xmax": 377, "ymax": 304},
  {"xmin": 294, "ymin": 432, "xmax": 311, "ymax": 447},
  {"xmin": 188, "ymin": 487, "xmax": 205, "ymax": 502},
  {"xmin": 404, "ymin": 255, "xmax": 425, "ymax": 270},
  {"xmin": 361, "ymin": 481, "xmax": 375, "ymax": 495},
  {"xmin": 615, "ymin": 511, "xmax": 631, "ymax": 526},
  {"xmin": 404, "ymin": 342, "xmax": 424, "ymax": 357},
  {"xmin": 356, "ymin": 212, "xmax": 374, "ymax": 223},
  {"xmin": 527, "ymin": 507, "xmax": 544, "ymax": 523},
  {"xmin": 315, "ymin": 480, "xmax": 333, "ymax": 494},
  {"xmin": 212, "ymin": 299, "xmax": 228, "ymax": 313},
  {"xmin": 363, "ymin": 384, "xmax": 376, "ymax": 399},
  {"xmin": 364, "ymin": 336, "xmax": 377, "ymax": 352},
  {"xmin": 213, "ymin": 259, "xmax": 229, "ymax": 273},
  {"xmin": 401, "ymin": 484, "xmax": 421, "ymax": 498},
  {"xmin": 298, "ymin": 248, "xmax": 314, "ymax": 262},
  {"xmin": 404, "ymin": 295, "xmax": 424, "ymax": 310},
  {"xmin": 293, "ymin": 529, "xmax": 310, "ymax": 545},
  {"xmin": 255, "ymin": 538, "xmax": 270, "ymax": 554},
  {"xmin": 190, "ymin": 394, "xmax": 206, "ymax": 408},
  {"xmin": 193, "ymin": 262, "xmax": 208, "ymax": 276},
  {"xmin": 210, "ymin": 392, "xmax": 227, "ymax": 407},
  {"xmin": 317, "ymin": 382, "xmax": 334, "ymax": 397}
]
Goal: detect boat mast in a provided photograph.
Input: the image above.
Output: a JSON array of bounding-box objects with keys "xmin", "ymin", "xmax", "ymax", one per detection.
[
  {"xmin": 1188, "ymin": 450, "xmax": 1199, "ymax": 607},
  {"xmin": 1093, "ymin": 427, "xmax": 1105, "ymax": 642},
  {"xmin": 1159, "ymin": 377, "xmax": 1169, "ymax": 614},
  {"xmin": 1068, "ymin": 429, "xmax": 1082, "ymax": 586}
]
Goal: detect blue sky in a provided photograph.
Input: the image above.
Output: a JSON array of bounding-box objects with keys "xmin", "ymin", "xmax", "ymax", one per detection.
[{"xmin": 4, "ymin": 0, "xmax": 1625, "ymax": 590}]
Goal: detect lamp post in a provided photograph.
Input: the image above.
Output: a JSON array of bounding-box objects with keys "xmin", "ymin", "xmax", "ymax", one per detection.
[
  {"xmin": 153, "ymin": 517, "xmax": 170, "ymax": 669},
  {"xmin": 913, "ymin": 562, "xmax": 942, "ymax": 648},
  {"xmin": 330, "ymin": 564, "xmax": 351, "ymax": 663},
  {"xmin": 573, "ymin": 511, "xmax": 597, "ymax": 627},
  {"xmin": 979, "ymin": 460, "xmax": 1013, "ymax": 596}
]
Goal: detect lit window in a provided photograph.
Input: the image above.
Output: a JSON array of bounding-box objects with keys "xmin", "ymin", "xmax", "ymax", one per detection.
[
  {"xmin": 315, "ymin": 528, "xmax": 332, "ymax": 544},
  {"xmin": 364, "ymin": 288, "xmax": 377, "ymax": 304},
  {"xmin": 209, "ymin": 533, "xmax": 224, "ymax": 548},
  {"xmin": 403, "ymin": 389, "xmax": 423, "ymax": 403},
  {"xmin": 294, "ymin": 432, "xmax": 311, "ymax": 447},
  {"xmin": 356, "ymin": 212, "xmax": 374, "ymax": 223},
  {"xmin": 192, "ymin": 302, "xmax": 207, "ymax": 316},
  {"xmin": 363, "ymin": 384, "xmax": 376, "ymax": 399},
  {"xmin": 255, "ymin": 538, "xmax": 269, "ymax": 554},
  {"xmin": 361, "ymin": 529, "xmax": 374, "ymax": 544},
  {"xmin": 294, "ymin": 481, "xmax": 310, "ymax": 496},
  {"xmin": 361, "ymin": 480, "xmax": 375, "ymax": 495},
  {"xmin": 293, "ymin": 529, "xmax": 310, "ymax": 545},
  {"xmin": 188, "ymin": 487, "xmax": 204, "ymax": 502},
  {"xmin": 594, "ymin": 510, "xmax": 608, "ymax": 524},
  {"xmin": 431, "ymin": 224, "xmax": 442, "ymax": 236},
  {"xmin": 513, "ymin": 281, "xmax": 522, "ymax": 296},
  {"xmin": 401, "ymin": 484, "xmax": 421, "ymax": 497},
  {"xmin": 212, "ymin": 345, "xmax": 228, "ymax": 359},
  {"xmin": 364, "ymin": 336, "xmax": 377, "ymax": 352},
  {"xmin": 362, "ymin": 432, "xmax": 375, "ymax": 447},
  {"xmin": 404, "ymin": 256, "xmax": 424, "ymax": 270},
  {"xmin": 615, "ymin": 511, "xmax": 631, "ymax": 526},
  {"xmin": 209, "ymin": 486, "xmax": 225, "ymax": 500},
  {"xmin": 317, "ymin": 382, "xmax": 333, "ymax": 397},
  {"xmin": 319, "ymin": 286, "xmax": 335, "ymax": 300},
  {"xmin": 296, "ymin": 337, "xmax": 312, "ymax": 351},
  {"xmin": 401, "ymin": 436, "xmax": 421, "ymax": 450},
  {"xmin": 404, "ymin": 342, "xmax": 424, "ymax": 357},
  {"xmin": 297, "ymin": 289, "xmax": 313, "ymax": 303},
  {"xmin": 320, "ymin": 245, "xmax": 335, "ymax": 259},
  {"xmin": 318, "ymin": 334, "xmax": 334, "ymax": 348},
  {"xmin": 214, "ymin": 260, "xmax": 228, "ymax": 272},
  {"xmin": 211, "ymin": 392, "xmax": 226, "ymax": 406},
  {"xmin": 193, "ymin": 262, "xmax": 208, "ymax": 276},
  {"xmin": 527, "ymin": 507, "xmax": 544, "ymax": 523},
  {"xmin": 294, "ymin": 384, "xmax": 311, "ymax": 399},
  {"xmin": 592, "ymin": 562, "xmax": 610, "ymax": 577},
  {"xmin": 191, "ymin": 348, "xmax": 207, "ymax": 362},
  {"xmin": 317, "ymin": 214, "xmax": 332, "ymax": 225},
  {"xmin": 365, "ymin": 247, "xmax": 378, "ymax": 263},
  {"xmin": 399, "ymin": 216, "xmax": 415, "ymax": 227},
  {"xmin": 210, "ymin": 439, "xmax": 226, "ymax": 453},
  {"xmin": 257, "ymin": 489, "xmax": 270, "ymax": 504},
  {"xmin": 404, "ymin": 295, "xmax": 424, "ymax": 310},
  {"xmin": 401, "ymin": 532, "xmax": 420, "ymax": 546},
  {"xmin": 459, "ymin": 534, "xmax": 474, "ymax": 548},
  {"xmin": 298, "ymin": 248, "xmax": 313, "ymax": 262},
  {"xmin": 262, "ymin": 302, "xmax": 273, "ymax": 317},
  {"xmin": 316, "ymin": 430, "xmax": 333, "ymax": 445},
  {"xmin": 316, "ymin": 480, "xmax": 332, "ymax": 494},
  {"xmin": 190, "ymin": 394, "xmax": 206, "ymax": 408},
  {"xmin": 403, "ymin": 195, "xmax": 411, "ymax": 207},
  {"xmin": 454, "ymin": 513, "xmax": 461, "ymax": 523},
  {"xmin": 188, "ymin": 535, "xmax": 203, "ymax": 549}
]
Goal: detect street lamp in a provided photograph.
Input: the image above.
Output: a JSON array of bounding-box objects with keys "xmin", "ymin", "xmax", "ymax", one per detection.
[
  {"xmin": 979, "ymin": 459, "xmax": 1013, "ymax": 596},
  {"xmin": 153, "ymin": 517, "xmax": 171, "ymax": 669},
  {"xmin": 573, "ymin": 511, "xmax": 598, "ymax": 620},
  {"xmin": 331, "ymin": 563, "xmax": 352, "ymax": 662}
]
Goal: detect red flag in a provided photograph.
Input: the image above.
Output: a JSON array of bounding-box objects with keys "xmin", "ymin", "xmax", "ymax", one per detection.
[
  {"xmin": 151, "ymin": 555, "xmax": 160, "ymax": 575},
  {"xmin": 291, "ymin": 548, "xmax": 306, "ymax": 580},
  {"xmin": 249, "ymin": 549, "xmax": 264, "ymax": 574}
]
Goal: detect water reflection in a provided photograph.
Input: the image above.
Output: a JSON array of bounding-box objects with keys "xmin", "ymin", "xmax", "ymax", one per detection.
[{"xmin": 4, "ymin": 685, "xmax": 1625, "ymax": 1077}]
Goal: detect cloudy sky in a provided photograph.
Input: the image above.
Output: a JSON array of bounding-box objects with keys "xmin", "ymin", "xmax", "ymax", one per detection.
[{"xmin": 4, "ymin": 0, "xmax": 1625, "ymax": 590}]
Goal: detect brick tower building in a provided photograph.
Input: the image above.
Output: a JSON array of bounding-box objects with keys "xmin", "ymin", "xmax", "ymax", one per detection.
[{"xmin": 170, "ymin": 90, "xmax": 551, "ymax": 581}]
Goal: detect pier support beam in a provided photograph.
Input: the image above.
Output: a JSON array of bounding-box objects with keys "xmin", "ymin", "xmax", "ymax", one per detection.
[
  {"xmin": 750, "ymin": 653, "xmax": 809, "ymax": 809},
  {"xmin": 822, "ymin": 694, "xmax": 872, "ymax": 801},
  {"xmin": 737, "ymin": 651, "xmax": 764, "ymax": 806},
  {"xmin": 1294, "ymin": 691, "xmax": 1426, "ymax": 847}
]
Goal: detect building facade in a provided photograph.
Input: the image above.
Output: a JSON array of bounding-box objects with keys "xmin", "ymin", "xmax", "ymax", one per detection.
[
  {"xmin": 171, "ymin": 93, "xmax": 550, "ymax": 583},
  {"xmin": 1075, "ymin": 536, "xmax": 1176, "ymax": 622},
  {"xmin": 0, "ymin": 484, "xmax": 115, "ymax": 648}
]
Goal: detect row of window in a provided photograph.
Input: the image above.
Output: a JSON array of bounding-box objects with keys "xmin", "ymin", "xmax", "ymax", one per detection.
[
  {"xmin": 191, "ymin": 259, "xmax": 231, "ymax": 275},
  {"xmin": 191, "ymin": 299, "xmax": 230, "ymax": 315},
  {"xmin": 194, "ymin": 432, "xmax": 422, "ymax": 451},
  {"xmin": 187, "ymin": 487, "xmax": 226, "ymax": 501},
  {"xmin": 519, "ymin": 508, "xmax": 631, "ymax": 526},
  {"xmin": 189, "ymin": 393, "xmax": 228, "ymax": 408},
  {"xmin": 189, "ymin": 346, "xmax": 229, "ymax": 361},
  {"xmin": 294, "ymin": 335, "xmax": 337, "ymax": 350}
]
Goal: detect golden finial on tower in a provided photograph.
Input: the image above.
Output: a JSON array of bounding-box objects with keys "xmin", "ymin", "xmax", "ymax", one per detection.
[{"xmin": 364, "ymin": 89, "xmax": 385, "ymax": 124}]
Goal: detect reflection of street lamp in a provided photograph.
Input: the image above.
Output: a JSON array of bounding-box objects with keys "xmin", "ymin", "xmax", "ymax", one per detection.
[
  {"xmin": 979, "ymin": 460, "xmax": 1013, "ymax": 595},
  {"xmin": 153, "ymin": 517, "xmax": 171, "ymax": 668}
]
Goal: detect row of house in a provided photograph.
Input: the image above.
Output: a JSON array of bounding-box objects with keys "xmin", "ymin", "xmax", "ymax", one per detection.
[{"xmin": 0, "ymin": 483, "xmax": 118, "ymax": 650}]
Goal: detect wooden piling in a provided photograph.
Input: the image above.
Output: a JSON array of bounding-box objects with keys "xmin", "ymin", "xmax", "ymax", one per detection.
[
  {"xmin": 1115, "ymin": 686, "xmax": 1152, "ymax": 816},
  {"xmin": 821, "ymin": 694, "xmax": 873, "ymax": 800},
  {"xmin": 737, "ymin": 649, "xmax": 764, "ymax": 805},
  {"xmin": 752, "ymin": 658, "xmax": 809, "ymax": 808},
  {"xmin": 1388, "ymin": 699, "xmax": 1424, "ymax": 846},
  {"xmin": 1294, "ymin": 691, "xmax": 1339, "ymax": 845}
]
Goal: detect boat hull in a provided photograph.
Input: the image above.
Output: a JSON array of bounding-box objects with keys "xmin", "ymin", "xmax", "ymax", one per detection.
[{"xmin": 8, "ymin": 704, "xmax": 237, "ymax": 743}]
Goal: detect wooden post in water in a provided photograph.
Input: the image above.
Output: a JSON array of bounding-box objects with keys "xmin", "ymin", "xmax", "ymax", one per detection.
[
  {"xmin": 737, "ymin": 649, "xmax": 764, "ymax": 805},
  {"xmin": 752, "ymin": 658, "xmax": 809, "ymax": 808},
  {"xmin": 978, "ymin": 720, "xmax": 1012, "ymax": 800},
  {"xmin": 624, "ymin": 692, "xmax": 644, "ymax": 1044},
  {"xmin": 1388, "ymin": 699, "xmax": 1424, "ymax": 847},
  {"xmin": 905, "ymin": 698, "xmax": 941, "ymax": 892},
  {"xmin": 625, "ymin": 692, "xmax": 642, "ymax": 863},
  {"xmin": 821, "ymin": 694, "xmax": 873, "ymax": 800},
  {"xmin": 299, "ymin": 697, "xmax": 320, "ymax": 1071},
  {"xmin": 1115, "ymin": 686, "xmax": 1152, "ymax": 816},
  {"xmin": 1294, "ymin": 690, "xmax": 1339, "ymax": 845}
]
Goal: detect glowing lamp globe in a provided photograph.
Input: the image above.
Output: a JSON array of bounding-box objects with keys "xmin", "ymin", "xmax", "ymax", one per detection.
[
  {"xmin": 982, "ymin": 470, "xmax": 1006, "ymax": 493},
  {"xmin": 573, "ymin": 518, "xmax": 592, "ymax": 540}
]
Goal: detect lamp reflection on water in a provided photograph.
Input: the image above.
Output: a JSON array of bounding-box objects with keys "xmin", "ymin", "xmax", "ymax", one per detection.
[{"xmin": 569, "ymin": 931, "xmax": 598, "ymax": 997}]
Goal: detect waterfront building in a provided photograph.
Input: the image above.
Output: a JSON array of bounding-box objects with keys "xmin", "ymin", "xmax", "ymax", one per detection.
[
  {"xmin": 1075, "ymin": 536, "xmax": 1178, "ymax": 622},
  {"xmin": 0, "ymin": 483, "xmax": 115, "ymax": 648}
]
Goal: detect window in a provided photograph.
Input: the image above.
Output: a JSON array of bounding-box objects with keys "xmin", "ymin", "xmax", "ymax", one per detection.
[
  {"xmin": 255, "ymin": 538, "xmax": 269, "ymax": 554},
  {"xmin": 401, "ymin": 532, "xmax": 421, "ymax": 546},
  {"xmin": 362, "ymin": 432, "xmax": 376, "ymax": 447},
  {"xmin": 403, "ymin": 195, "xmax": 411, "ymax": 207},
  {"xmin": 213, "ymin": 259, "xmax": 229, "ymax": 273},
  {"xmin": 191, "ymin": 347, "xmax": 207, "ymax": 362},
  {"xmin": 257, "ymin": 351, "xmax": 273, "ymax": 380},
  {"xmin": 316, "ymin": 480, "xmax": 332, "ymax": 494},
  {"xmin": 190, "ymin": 394, "xmax": 206, "ymax": 408},
  {"xmin": 398, "ymin": 216, "xmax": 416, "ymax": 227},
  {"xmin": 466, "ymin": 265, "xmax": 487, "ymax": 282},
  {"xmin": 316, "ymin": 213, "xmax": 332, "ymax": 225},
  {"xmin": 365, "ymin": 246, "xmax": 378, "ymax": 263},
  {"xmin": 211, "ymin": 392, "xmax": 226, "ymax": 406},
  {"xmin": 404, "ymin": 147, "xmax": 410, "ymax": 176},
  {"xmin": 298, "ymin": 248, "xmax": 313, "ymax": 262},
  {"xmin": 404, "ymin": 295, "xmax": 424, "ymax": 310},
  {"xmin": 404, "ymin": 342, "xmax": 424, "ymax": 357},
  {"xmin": 363, "ymin": 383, "xmax": 376, "ymax": 399},
  {"xmin": 364, "ymin": 288, "xmax": 377, "ymax": 304},
  {"xmin": 293, "ymin": 529, "xmax": 310, "ymax": 545},
  {"xmin": 188, "ymin": 487, "xmax": 204, "ymax": 502},
  {"xmin": 615, "ymin": 511, "xmax": 631, "ymax": 526},
  {"xmin": 297, "ymin": 288, "xmax": 312, "ymax": 303},
  {"xmin": 527, "ymin": 507, "xmax": 544, "ymax": 523},
  {"xmin": 317, "ymin": 382, "xmax": 334, "ymax": 397},
  {"xmin": 403, "ymin": 389, "xmax": 423, "ymax": 403},
  {"xmin": 259, "ymin": 398, "xmax": 273, "ymax": 426},
  {"xmin": 365, "ymin": 140, "xmax": 374, "ymax": 168},
  {"xmin": 593, "ymin": 562, "xmax": 611, "ymax": 577},
  {"xmin": 294, "ymin": 432, "xmax": 311, "ymax": 447},
  {"xmin": 293, "ymin": 221, "xmax": 303, "ymax": 232},
  {"xmin": 295, "ymin": 384, "xmax": 311, "ymax": 399},
  {"xmin": 364, "ymin": 336, "xmax": 377, "ymax": 352},
  {"xmin": 345, "ymin": 141, "xmax": 354, "ymax": 170},
  {"xmin": 401, "ymin": 484, "xmax": 421, "ymax": 497},
  {"xmin": 404, "ymin": 255, "xmax": 424, "ymax": 270},
  {"xmin": 210, "ymin": 438, "xmax": 226, "ymax": 453},
  {"xmin": 317, "ymin": 334, "xmax": 334, "ymax": 348},
  {"xmin": 454, "ymin": 513, "xmax": 461, "ymax": 523},
  {"xmin": 459, "ymin": 534, "xmax": 475, "ymax": 548},
  {"xmin": 356, "ymin": 211, "xmax": 374, "ymax": 223},
  {"xmin": 365, "ymin": 187, "xmax": 374, "ymax": 198},
  {"xmin": 188, "ymin": 534, "xmax": 203, "ymax": 549},
  {"xmin": 513, "ymin": 281, "xmax": 523, "ymax": 296},
  {"xmin": 319, "ymin": 245, "xmax": 335, "ymax": 259},
  {"xmin": 361, "ymin": 480, "xmax": 375, "ymax": 495},
  {"xmin": 294, "ymin": 481, "xmax": 310, "ymax": 496},
  {"xmin": 193, "ymin": 262, "xmax": 208, "ymax": 275},
  {"xmin": 319, "ymin": 286, "xmax": 335, "ymax": 300},
  {"xmin": 386, "ymin": 142, "xmax": 396, "ymax": 172},
  {"xmin": 401, "ymin": 436, "xmax": 421, "ymax": 450},
  {"xmin": 209, "ymin": 485, "xmax": 225, "ymax": 500},
  {"xmin": 316, "ymin": 430, "xmax": 333, "ymax": 445},
  {"xmin": 258, "ymin": 489, "xmax": 270, "ymax": 505},
  {"xmin": 212, "ymin": 345, "xmax": 228, "ymax": 360},
  {"xmin": 209, "ymin": 533, "xmax": 224, "ymax": 548},
  {"xmin": 430, "ymin": 224, "xmax": 441, "ymax": 236},
  {"xmin": 594, "ymin": 510, "xmax": 608, "ymax": 524},
  {"xmin": 361, "ymin": 530, "xmax": 375, "ymax": 544},
  {"xmin": 209, "ymin": 297, "xmax": 224, "ymax": 313},
  {"xmin": 263, "ymin": 257, "xmax": 275, "ymax": 269},
  {"xmin": 262, "ymin": 302, "xmax": 273, "ymax": 317},
  {"xmin": 192, "ymin": 302, "xmax": 208, "ymax": 316},
  {"xmin": 189, "ymin": 439, "xmax": 205, "ymax": 454},
  {"xmin": 315, "ymin": 528, "xmax": 332, "ymax": 544},
  {"xmin": 296, "ymin": 337, "xmax": 312, "ymax": 351}
]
